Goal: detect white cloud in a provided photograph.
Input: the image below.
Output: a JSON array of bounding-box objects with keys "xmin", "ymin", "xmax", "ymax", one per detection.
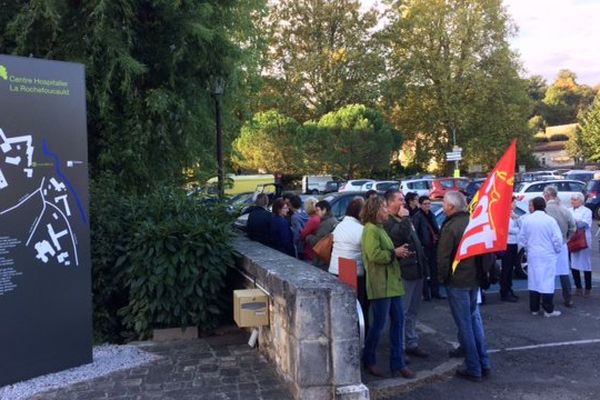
[{"xmin": 504, "ymin": 0, "xmax": 600, "ymax": 85}]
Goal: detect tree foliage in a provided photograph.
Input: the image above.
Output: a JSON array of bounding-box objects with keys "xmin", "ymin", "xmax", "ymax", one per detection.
[
  {"xmin": 579, "ymin": 96, "xmax": 600, "ymax": 162},
  {"xmin": 233, "ymin": 105, "xmax": 397, "ymax": 178},
  {"xmin": 380, "ymin": 0, "xmax": 534, "ymax": 171},
  {"xmin": 314, "ymin": 105, "xmax": 398, "ymax": 177},
  {"xmin": 232, "ymin": 110, "xmax": 303, "ymax": 175},
  {"xmin": 1, "ymin": 0, "xmax": 264, "ymax": 190},
  {"xmin": 542, "ymin": 69, "xmax": 596, "ymax": 126},
  {"xmin": 259, "ymin": 0, "xmax": 385, "ymax": 121}
]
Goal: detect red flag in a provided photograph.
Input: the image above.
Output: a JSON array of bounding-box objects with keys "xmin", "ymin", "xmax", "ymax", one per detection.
[{"xmin": 451, "ymin": 140, "xmax": 517, "ymax": 272}]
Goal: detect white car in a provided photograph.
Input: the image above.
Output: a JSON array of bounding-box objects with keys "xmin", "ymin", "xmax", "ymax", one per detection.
[
  {"xmin": 519, "ymin": 171, "xmax": 564, "ymax": 182},
  {"xmin": 400, "ymin": 178, "xmax": 433, "ymax": 197},
  {"xmin": 338, "ymin": 179, "xmax": 375, "ymax": 192},
  {"xmin": 514, "ymin": 179, "xmax": 586, "ymax": 207},
  {"xmin": 361, "ymin": 180, "xmax": 400, "ymax": 192}
]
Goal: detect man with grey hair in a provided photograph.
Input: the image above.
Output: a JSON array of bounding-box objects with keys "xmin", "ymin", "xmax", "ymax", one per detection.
[
  {"xmin": 437, "ymin": 191, "xmax": 490, "ymax": 382},
  {"xmin": 543, "ymin": 185, "xmax": 576, "ymax": 308}
]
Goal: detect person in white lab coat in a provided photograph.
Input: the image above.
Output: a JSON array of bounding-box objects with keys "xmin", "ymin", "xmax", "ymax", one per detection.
[
  {"xmin": 518, "ymin": 197, "xmax": 564, "ymax": 317},
  {"xmin": 568, "ymin": 193, "xmax": 593, "ymax": 297},
  {"xmin": 543, "ymin": 185, "xmax": 576, "ymax": 308}
]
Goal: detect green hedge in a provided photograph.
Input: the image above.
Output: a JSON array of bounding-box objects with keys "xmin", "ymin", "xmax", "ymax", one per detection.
[{"xmin": 91, "ymin": 175, "xmax": 235, "ymax": 342}]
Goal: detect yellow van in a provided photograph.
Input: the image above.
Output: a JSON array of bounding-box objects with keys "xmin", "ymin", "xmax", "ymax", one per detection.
[{"xmin": 207, "ymin": 174, "xmax": 275, "ymax": 195}]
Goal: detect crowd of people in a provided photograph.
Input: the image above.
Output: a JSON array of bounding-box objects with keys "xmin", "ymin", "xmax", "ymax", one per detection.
[{"xmin": 244, "ymin": 185, "xmax": 595, "ymax": 382}]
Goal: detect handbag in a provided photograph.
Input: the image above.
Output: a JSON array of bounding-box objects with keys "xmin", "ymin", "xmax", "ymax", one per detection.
[
  {"xmin": 568, "ymin": 229, "xmax": 588, "ymax": 252},
  {"xmin": 313, "ymin": 233, "xmax": 334, "ymax": 264}
]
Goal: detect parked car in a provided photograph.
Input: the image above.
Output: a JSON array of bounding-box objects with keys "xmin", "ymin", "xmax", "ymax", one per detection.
[
  {"xmin": 338, "ymin": 179, "xmax": 375, "ymax": 192},
  {"xmin": 465, "ymin": 178, "xmax": 486, "ymax": 203},
  {"xmin": 323, "ymin": 180, "xmax": 345, "ymax": 194},
  {"xmin": 302, "ymin": 175, "xmax": 333, "ymax": 194},
  {"xmin": 321, "ymin": 191, "xmax": 373, "ymax": 220},
  {"xmin": 564, "ymin": 170, "xmax": 599, "ymax": 183},
  {"xmin": 513, "ymin": 179, "xmax": 586, "ymax": 207},
  {"xmin": 429, "ymin": 178, "xmax": 469, "ymax": 200},
  {"xmin": 361, "ymin": 180, "xmax": 400, "ymax": 193},
  {"xmin": 206, "ymin": 174, "xmax": 274, "ymax": 195},
  {"xmin": 400, "ymin": 178, "xmax": 433, "ymax": 197},
  {"xmin": 518, "ymin": 171, "xmax": 563, "ymax": 182},
  {"xmin": 227, "ymin": 191, "xmax": 255, "ymax": 214},
  {"xmin": 585, "ymin": 178, "xmax": 600, "ymax": 219}
]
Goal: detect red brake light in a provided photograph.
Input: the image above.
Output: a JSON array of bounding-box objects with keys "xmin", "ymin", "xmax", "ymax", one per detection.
[
  {"xmin": 517, "ymin": 194, "xmax": 525, "ymax": 201},
  {"xmin": 588, "ymin": 191, "xmax": 598, "ymax": 200}
]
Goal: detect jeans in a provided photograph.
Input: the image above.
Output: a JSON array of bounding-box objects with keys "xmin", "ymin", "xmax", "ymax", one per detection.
[
  {"xmin": 403, "ymin": 279, "xmax": 423, "ymax": 350},
  {"xmin": 446, "ymin": 287, "xmax": 490, "ymax": 376},
  {"xmin": 500, "ymin": 244, "xmax": 517, "ymax": 296},
  {"xmin": 363, "ymin": 296, "xmax": 406, "ymax": 371},
  {"xmin": 529, "ymin": 291, "xmax": 554, "ymax": 313}
]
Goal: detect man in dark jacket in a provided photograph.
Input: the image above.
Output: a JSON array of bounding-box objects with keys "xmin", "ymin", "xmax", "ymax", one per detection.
[
  {"xmin": 437, "ymin": 191, "xmax": 490, "ymax": 382},
  {"xmin": 412, "ymin": 196, "xmax": 445, "ymax": 300},
  {"xmin": 383, "ymin": 189, "xmax": 429, "ymax": 358},
  {"xmin": 246, "ymin": 193, "xmax": 272, "ymax": 246}
]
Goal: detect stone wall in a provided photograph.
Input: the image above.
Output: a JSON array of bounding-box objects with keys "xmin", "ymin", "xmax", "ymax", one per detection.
[{"xmin": 233, "ymin": 236, "xmax": 369, "ymax": 400}]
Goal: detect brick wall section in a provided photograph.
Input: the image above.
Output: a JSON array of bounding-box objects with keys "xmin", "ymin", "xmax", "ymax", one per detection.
[{"xmin": 233, "ymin": 236, "xmax": 369, "ymax": 400}]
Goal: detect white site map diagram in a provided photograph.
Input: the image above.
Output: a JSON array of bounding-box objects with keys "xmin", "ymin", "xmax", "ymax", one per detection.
[{"xmin": 0, "ymin": 127, "xmax": 84, "ymax": 267}]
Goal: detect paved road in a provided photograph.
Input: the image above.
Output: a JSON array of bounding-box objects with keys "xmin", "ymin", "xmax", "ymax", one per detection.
[{"xmin": 385, "ymin": 289, "xmax": 600, "ymax": 400}]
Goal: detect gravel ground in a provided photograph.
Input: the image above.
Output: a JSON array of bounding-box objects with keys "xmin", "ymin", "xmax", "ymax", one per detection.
[{"xmin": 0, "ymin": 344, "xmax": 159, "ymax": 400}]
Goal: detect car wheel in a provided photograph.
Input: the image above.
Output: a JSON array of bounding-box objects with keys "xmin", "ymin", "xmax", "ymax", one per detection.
[
  {"xmin": 514, "ymin": 248, "xmax": 528, "ymax": 279},
  {"xmin": 311, "ymin": 189, "xmax": 319, "ymax": 195}
]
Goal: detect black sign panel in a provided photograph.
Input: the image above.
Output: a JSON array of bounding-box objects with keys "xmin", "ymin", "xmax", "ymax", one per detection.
[{"xmin": 0, "ymin": 55, "xmax": 92, "ymax": 386}]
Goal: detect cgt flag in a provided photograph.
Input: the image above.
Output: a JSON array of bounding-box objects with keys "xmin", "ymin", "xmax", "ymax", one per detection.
[{"xmin": 451, "ymin": 140, "xmax": 517, "ymax": 272}]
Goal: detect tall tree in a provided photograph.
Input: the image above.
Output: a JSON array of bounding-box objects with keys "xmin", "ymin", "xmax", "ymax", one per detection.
[
  {"xmin": 542, "ymin": 69, "xmax": 596, "ymax": 126},
  {"xmin": 232, "ymin": 110, "xmax": 304, "ymax": 175},
  {"xmin": 233, "ymin": 105, "xmax": 397, "ymax": 178},
  {"xmin": 1, "ymin": 1, "xmax": 263, "ymax": 190},
  {"xmin": 578, "ymin": 96, "xmax": 600, "ymax": 162},
  {"xmin": 260, "ymin": 0, "xmax": 385, "ymax": 121},
  {"xmin": 381, "ymin": 0, "xmax": 534, "ymax": 170},
  {"xmin": 314, "ymin": 104, "xmax": 398, "ymax": 178}
]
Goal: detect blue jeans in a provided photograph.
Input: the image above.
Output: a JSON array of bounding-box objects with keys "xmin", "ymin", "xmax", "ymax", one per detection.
[
  {"xmin": 446, "ymin": 287, "xmax": 490, "ymax": 376},
  {"xmin": 363, "ymin": 296, "xmax": 406, "ymax": 371}
]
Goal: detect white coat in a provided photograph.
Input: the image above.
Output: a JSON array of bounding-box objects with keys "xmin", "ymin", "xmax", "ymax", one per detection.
[
  {"xmin": 569, "ymin": 205, "xmax": 593, "ymax": 271},
  {"xmin": 329, "ymin": 216, "xmax": 364, "ymax": 276},
  {"xmin": 518, "ymin": 211, "xmax": 563, "ymax": 293}
]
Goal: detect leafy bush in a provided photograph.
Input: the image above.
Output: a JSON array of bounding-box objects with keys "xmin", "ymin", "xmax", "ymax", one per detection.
[
  {"xmin": 91, "ymin": 175, "xmax": 235, "ymax": 342},
  {"xmin": 549, "ymin": 133, "xmax": 569, "ymax": 142}
]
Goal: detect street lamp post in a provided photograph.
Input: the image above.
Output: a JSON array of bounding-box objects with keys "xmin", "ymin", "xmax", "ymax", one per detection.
[{"xmin": 210, "ymin": 77, "xmax": 225, "ymax": 198}]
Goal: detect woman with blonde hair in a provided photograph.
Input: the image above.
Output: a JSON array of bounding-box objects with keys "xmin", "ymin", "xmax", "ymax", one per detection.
[{"xmin": 361, "ymin": 196, "xmax": 415, "ymax": 379}]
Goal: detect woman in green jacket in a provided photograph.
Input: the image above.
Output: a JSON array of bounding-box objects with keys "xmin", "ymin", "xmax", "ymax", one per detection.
[{"xmin": 361, "ymin": 196, "xmax": 415, "ymax": 379}]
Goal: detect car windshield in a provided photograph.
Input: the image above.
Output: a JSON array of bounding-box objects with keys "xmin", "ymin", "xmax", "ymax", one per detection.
[
  {"xmin": 514, "ymin": 182, "xmax": 525, "ymax": 192},
  {"xmin": 440, "ymin": 180, "xmax": 454, "ymax": 189},
  {"xmin": 567, "ymin": 173, "xmax": 593, "ymax": 182},
  {"xmin": 586, "ymin": 180, "xmax": 599, "ymax": 192}
]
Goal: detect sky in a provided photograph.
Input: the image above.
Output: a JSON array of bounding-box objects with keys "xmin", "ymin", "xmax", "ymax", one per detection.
[{"xmin": 361, "ymin": 0, "xmax": 600, "ymax": 86}]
